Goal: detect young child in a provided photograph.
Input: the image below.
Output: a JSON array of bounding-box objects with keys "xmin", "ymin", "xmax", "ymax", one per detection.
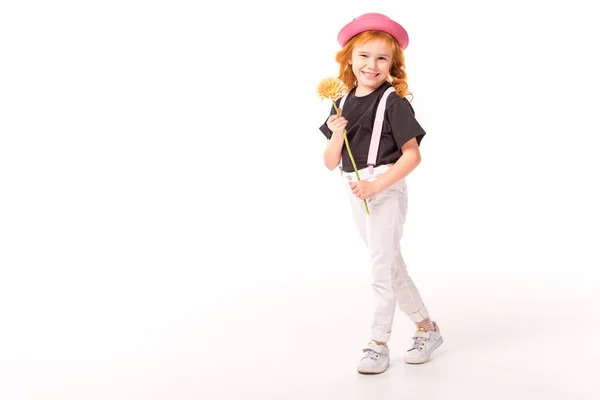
[{"xmin": 319, "ymin": 13, "xmax": 443, "ymax": 374}]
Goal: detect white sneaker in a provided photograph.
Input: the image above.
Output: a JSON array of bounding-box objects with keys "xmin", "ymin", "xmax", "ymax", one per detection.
[
  {"xmin": 404, "ymin": 321, "xmax": 443, "ymax": 364},
  {"xmin": 357, "ymin": 342, "xmax": 390, "ymax": 374}
]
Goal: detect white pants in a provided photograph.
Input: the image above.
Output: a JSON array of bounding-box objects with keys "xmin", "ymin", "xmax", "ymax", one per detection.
[{"xmin": 343, "ymin": 164, "xmax": 429, "ymax": 343}]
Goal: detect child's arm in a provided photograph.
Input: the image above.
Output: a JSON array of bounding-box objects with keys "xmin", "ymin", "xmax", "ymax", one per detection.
[
  {"xmin": 323, "ymin": 113, "xmax": 348, "ymax": 170},
  {"xmin": 323, "ymin": 132, "xmax": 345, "ymax": 170},
  {"xmin": 373, "ymin": 138, "xmax": 422, "ymax": 192}
]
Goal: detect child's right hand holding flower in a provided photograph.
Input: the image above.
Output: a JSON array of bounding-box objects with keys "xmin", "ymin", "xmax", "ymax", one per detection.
[{"xmin": 326, "ymin": 109, "xmax": 348, "ymax": 137}]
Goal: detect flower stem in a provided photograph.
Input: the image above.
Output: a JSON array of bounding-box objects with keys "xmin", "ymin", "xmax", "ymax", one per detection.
[{"xmin": 332, "ymin": 101, "xmax": 370, "ymax": 215}]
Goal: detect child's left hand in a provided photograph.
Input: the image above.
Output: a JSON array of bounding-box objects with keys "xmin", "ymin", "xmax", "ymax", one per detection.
[{"xmin": 349, "ymin": 180, "xmax": 380, "ymax": 200}]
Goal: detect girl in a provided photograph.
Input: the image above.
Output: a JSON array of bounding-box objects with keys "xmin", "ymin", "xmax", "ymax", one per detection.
[{"xmin": 319, "ymin": 13, "xmax": 443, "ymax": 374}]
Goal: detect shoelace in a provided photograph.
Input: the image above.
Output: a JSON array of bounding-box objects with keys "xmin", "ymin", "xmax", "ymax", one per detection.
[
  {"xmin": 410, "ymin": 329, "xmax": 430, "ymax": 351},
  {"xmin": 363, "ymin": 349, "xmax": 380, "ymax": 361}
]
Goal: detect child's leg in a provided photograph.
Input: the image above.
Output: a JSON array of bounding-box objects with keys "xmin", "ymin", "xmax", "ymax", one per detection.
[
  {"xmin": 389, "ymin": 181, "xmax": 431, "ymax": 327},
  {"xmin": 393, "ymin": 251, "xmax": 431, "ymax": 326},
  {"xmin": 362, "ymin": 179, "xmax": 412, "ymax": 343},
  {"xmin": 346, "ymin": 178, "xmax": 396, "ymax": 343}
]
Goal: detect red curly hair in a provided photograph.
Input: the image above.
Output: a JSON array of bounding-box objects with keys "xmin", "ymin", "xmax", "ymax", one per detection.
[{"xmin": 335, "ymin": 30, "xmax": 412, "ymax": 100}]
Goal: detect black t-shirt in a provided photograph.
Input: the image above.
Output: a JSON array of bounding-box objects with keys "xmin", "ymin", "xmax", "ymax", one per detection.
[{"xmin": 319, "ymin": 81, "xmax": 427, "ymax": 172}]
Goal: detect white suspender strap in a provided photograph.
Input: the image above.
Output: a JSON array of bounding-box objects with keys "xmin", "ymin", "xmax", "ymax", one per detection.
[
  {"xmin": 367, "ymin": 87, "xmax": 396, "ymax": 174},
  {"xmin": 338, "ymin": 94, "xmax": 348, "ymax": 110},
  {"xmin": 337, "ymin": 95, "xmax": 348, "ymax": 174}
]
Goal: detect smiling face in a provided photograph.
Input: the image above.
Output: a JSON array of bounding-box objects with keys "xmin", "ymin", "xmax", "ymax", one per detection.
[{"xmin": 350, "ymin": 38, "xmax": 393, "ymax": 96}]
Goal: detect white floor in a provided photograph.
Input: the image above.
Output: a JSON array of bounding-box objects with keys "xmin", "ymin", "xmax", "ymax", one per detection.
[
  {"xmin": 198, "ymin": 276, "xmax": 599, "ymax": 400},
  {"xmin": 2, "ymin": 269, "xmax": 598, "ymax": 400}
]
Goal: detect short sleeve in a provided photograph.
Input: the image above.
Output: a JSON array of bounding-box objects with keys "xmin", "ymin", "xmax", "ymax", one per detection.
[
  {"xmin": 318, "ymin": 100, "xmax": 340, "ymax": 140},
  {"xmin": 386, "ymin": 97, "xmax": 427, "ymax": 148}
]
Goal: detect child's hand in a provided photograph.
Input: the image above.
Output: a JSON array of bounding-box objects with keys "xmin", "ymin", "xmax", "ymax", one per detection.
[
  {"xmin": 349, "ymin": 180, "xmax": 379, "ymax": 200},
  {"xmin": 326, "ymin": 109, "xmax": 348, "ymax": 136}
]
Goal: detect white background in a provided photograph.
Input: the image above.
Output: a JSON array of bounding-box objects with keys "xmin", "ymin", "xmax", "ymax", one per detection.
[{"xmin": 1, "ymin": 0, "xmax": 599, "ymax": 399}]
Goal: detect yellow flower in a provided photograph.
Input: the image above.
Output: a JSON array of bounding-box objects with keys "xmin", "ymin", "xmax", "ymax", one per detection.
[{"xmin": 317, "ymin": 77, "xmax": 348, "ymax": 101}]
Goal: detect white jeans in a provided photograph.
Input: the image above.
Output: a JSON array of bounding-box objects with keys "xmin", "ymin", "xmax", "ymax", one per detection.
[{"xmin": 343, "ymin": 164, "xmax": 429, "ymax": 343}]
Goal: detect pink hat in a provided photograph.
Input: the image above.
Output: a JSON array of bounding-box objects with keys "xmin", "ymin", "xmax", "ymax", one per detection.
[{"xmin": 337, "ymin": 13, "xmax": 409, "ymax": 50}]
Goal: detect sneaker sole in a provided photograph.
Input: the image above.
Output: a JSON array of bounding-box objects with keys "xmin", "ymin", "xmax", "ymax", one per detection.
[
  {"xmin": 357, "ymin": 367, "xmax": 389, "ymax": 375},
  {"xmin": 404, "ymin": 337, "xmax": 443, "ymax": 364},
  {"xmin": 357, "ymin": 360, "xmax": 390, "ymax": 374}
]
